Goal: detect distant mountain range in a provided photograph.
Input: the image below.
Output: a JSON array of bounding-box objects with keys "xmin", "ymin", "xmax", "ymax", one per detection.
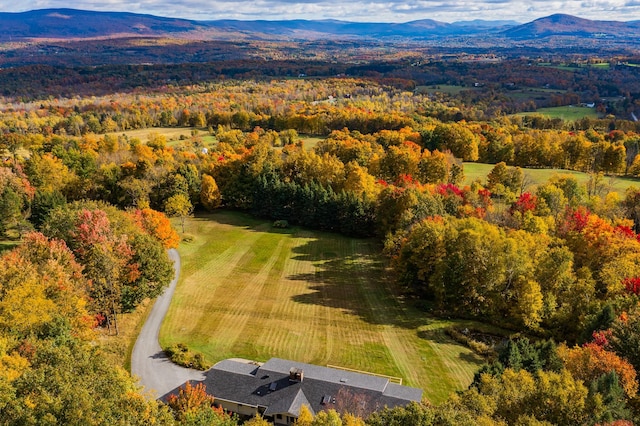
[
  {"xmin": 503, "ymin": 14, "xmax": 640, "ymax": 39},
  {"xmin": 0, "ymin": 9, "xmax": 639, "ymax": 42},
  {"xmin": 0, "ymin": 9, "xmax": 207, "ymax": 39}
]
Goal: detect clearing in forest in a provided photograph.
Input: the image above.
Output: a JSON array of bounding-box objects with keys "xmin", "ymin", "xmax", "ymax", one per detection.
[
  {"xmin": 463, "ymin": 162, "xmax": 640, "ymax": 195},
  {"xmin": 517, "ymin": 105, "xmax": 599, "ymax": 120},
  {"xmin": 105, "ymin": 127, "xmax": 216, "ymax": 146},
  {"xmin": 160, "ymin": 211, "xmax": 485, "ymax": 403}
]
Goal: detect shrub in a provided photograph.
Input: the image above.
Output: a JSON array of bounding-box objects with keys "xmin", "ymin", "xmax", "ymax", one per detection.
[
  {"xmin": 273, "ymin": 220, "xmax": 289, "ymax": 228},
  {"xmin": 165, "ymin": 343, "xmax": 211, "ymax": 370},
  {"xmin": 445, "ymin": 327, "xmax": 497, "ymax": 359}
]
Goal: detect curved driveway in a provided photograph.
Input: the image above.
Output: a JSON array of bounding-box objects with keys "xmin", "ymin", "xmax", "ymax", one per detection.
[{"xmin": 131, "ymin": 248, "xmax": 205, "ymax": 399}]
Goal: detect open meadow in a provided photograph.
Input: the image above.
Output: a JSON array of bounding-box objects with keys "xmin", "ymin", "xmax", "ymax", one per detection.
[
  {"xmin": 516, "ymin": 105, "xmax": 598, "ymax": 120},
  {"xmin": 0, "ymin": 240, "xmax": 20, "ymax": 253},
  {"xmin": 414, "ymin": 85, "xmax": 479, "ymax": 95},
  {"xmin": 107, "ymin": 126, "xmax": 321, "ymax": 150},
  {"xmin": 160, "ymin": 211, "xmax": 487, "ymax": 403},
  {"xmin": 464, "ymin": 162, "xmax": 640, "ymax": 194},
  {"xmin": 298, "ymin": 135, "xmax": 324, "ymax": 151},
  {"xmin": 106, "ymin": 127, "xmax": 216, "ymax": 147}
]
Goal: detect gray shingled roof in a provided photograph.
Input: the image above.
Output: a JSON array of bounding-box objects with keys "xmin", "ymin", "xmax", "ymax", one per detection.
[
  {"xmin": 260, "ymin": 358, "xmax": 390, "ymax": 392},
  {"xmin": 263, "ymin": 388, "xmax": 314, "ymax": 417},
  {"xmin": 214, "ymin": 359, "xmax": 260, "ymax": 375},
  {"xmin": 204, "ymin": 358, "xmax": 422, "ymax": 418},
  {"xmin": 384, "ymin": 382, "xmax": 423, "ymax": 400}
]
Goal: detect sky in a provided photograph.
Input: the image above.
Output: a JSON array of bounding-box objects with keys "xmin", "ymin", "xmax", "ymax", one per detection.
[{"xmin": 3, "ymin": 0, "xmax": 640, "ymax": 23}]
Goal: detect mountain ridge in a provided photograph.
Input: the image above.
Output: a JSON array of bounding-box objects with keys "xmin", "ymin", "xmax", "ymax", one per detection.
[
  {"xmin": 502, "ymin": 13, "xmax": 640, "ymax": 39},
  {"xmin": 1, "ymin": 9, "xmax": 639, "ymax": 41},
  {"xmin": 0, "ymin": 8, "xmax": 208, "ymax": 39}
]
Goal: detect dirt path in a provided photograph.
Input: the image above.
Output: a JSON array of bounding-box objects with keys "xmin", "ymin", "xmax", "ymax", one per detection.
[{"xmin": 130, "ymin": 248, "xmax": 205, "ymax": 399}]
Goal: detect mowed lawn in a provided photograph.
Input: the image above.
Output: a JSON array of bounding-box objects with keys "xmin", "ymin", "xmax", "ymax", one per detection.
[{"xmin": 160, "ymin": 211, "xmax": 485, "ymax": 403}]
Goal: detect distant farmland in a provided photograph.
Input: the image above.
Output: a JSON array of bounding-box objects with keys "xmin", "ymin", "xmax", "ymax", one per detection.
[
  {"xmin": 105, "ymin": 127, "xmax": 216, "ymax": 147},
  {"xmin": 516, "ymin": 105, "xmax": 598, "ymax": 120},
  {"xmin": 464, "ymin": 162, "xmax": 640, "ymax": 194}
]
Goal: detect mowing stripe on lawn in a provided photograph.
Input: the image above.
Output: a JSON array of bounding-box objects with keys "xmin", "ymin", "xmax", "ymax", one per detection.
[
  {"xmin": 205, "ymin": 235, "xmax": 286, "ymax": 356},
  {"xmin": 162, "ymin": 212, "xmax": 485, "ymax": 404}
]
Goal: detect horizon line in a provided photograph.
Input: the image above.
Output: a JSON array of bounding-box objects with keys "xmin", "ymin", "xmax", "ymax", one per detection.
[{"xmin": 4, "ymin": 8, "xmax": 639, "ymax": 26}]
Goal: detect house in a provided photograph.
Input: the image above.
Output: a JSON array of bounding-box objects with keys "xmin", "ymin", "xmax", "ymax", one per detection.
[{"xmin": 204, "ymin": 358, "xmax": 422, "ymax": 425}]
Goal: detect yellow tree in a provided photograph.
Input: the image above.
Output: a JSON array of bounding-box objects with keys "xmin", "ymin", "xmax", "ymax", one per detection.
[
  {"xmin": 0, "ymin": 232, "xmax": 92, "ymax": 339},
  {"xmin": 245, "ymin": 414, "xmax": 272, "ymax": 425},
  {"xmin": 295, "ymin": 405, "xmax": 314, "ymax": 426},
  {"xmin": 165, "ymin": 193, "xmax": 193, "ymax": 233},
  {"xmin": 0, "ymin": 252, "xmax": 57, "ymax": 336},
  {"xmin": 312, "ymin": 409, "xmax": 342, "ymax": 426},
  {"xmin": 417, "ymin": 149, "xmax": 450, "ymax": 184},
  {"xmin": 25, "ymin": 153, "xmax": 75, "ymax": 194},
  {"xmin": 374, "ymin": 141, "xmax": 421, "ymax": 182},
  {"xmin": 200, "ymin": 174, "xmax": 222, "ymax": 211},
  {"xmin": 343, "ymin": 162, "xmax": 379, "ymax": 200},
  {"xmin": 430, "ymin": 122, "xmax": 479, "ymax": 161},
  {"xmin": 342, "ymin": 413, "xmax": 365, "ymax": 426}
]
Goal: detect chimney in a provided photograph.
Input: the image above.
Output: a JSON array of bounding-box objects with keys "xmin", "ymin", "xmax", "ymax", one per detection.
[{"xmin": 289, "ymin": 367, "xmax": 304, "ymax": 382}]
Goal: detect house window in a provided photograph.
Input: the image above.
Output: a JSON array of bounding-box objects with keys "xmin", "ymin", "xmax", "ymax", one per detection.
[{"xmin": 277, "ymin": 414, "xmax": 282, "ymax": 419}]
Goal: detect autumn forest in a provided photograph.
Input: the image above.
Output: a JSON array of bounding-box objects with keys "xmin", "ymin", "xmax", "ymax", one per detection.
[{"xmin": 1, "ymin": 48, "xmax": 640, "ymax": 425}]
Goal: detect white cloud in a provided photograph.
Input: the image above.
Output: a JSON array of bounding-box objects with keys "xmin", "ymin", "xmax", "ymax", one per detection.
[{"xmin": 5, "ymin": 0, "xmax": 640, "ymax": 22}]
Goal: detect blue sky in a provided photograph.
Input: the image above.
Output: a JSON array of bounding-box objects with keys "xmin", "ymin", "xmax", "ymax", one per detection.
[{"xmin": 4, "ymin": 0, "xmax": 640, "ymax": 23}]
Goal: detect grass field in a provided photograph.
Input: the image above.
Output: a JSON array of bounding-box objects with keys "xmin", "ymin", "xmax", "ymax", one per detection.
[
  {"xmin": 463, "ymin": 162, "xmax": 640, "ymax": 194},
  {"xmin": 106, "ymin": 127, "xmax": 206, "ymax": 142},
  {"xmin": 108, "ymin": 127, "xmax": 320, "ymax": 150},
  {"xmin": 516, "ymin": 106, "xmax": 598, "ymax": 121},
  {"xmin": 503, "ymin": 87, "xmax": 566, "ymax": 101},
  {"xmin": 537, "ymin": 63, "xmax": 610, "ymax": 72},
  {"xmin": 163, "ymin": 134, "xmax": 217, "ymax": 148},
  {"xmin": 535, "ymin": 106, "xmax": 598, "ymax": 120},
  {"xmin": 299, "ymin": 135, "xmax": 325, "ymax": 151},
  {"xmin": 105, "ymin": 127, "xmax": 216, "ymax": 149},
  {"xmin": 160, "ymin": 211, "xmax": 488, "ymax": 403},
  {"xmin": 415, "ymin": 85, "xmax": 477, "ymax": 95},
  {"xmin": 0, "ymin": 240, "xmax": 20, "ymax": 253}
]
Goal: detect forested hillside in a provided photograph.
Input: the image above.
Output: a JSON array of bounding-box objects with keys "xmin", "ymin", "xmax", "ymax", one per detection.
[{"xmin": 2, "ymin": 75, "xmax": 640, "ymax": 424}]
